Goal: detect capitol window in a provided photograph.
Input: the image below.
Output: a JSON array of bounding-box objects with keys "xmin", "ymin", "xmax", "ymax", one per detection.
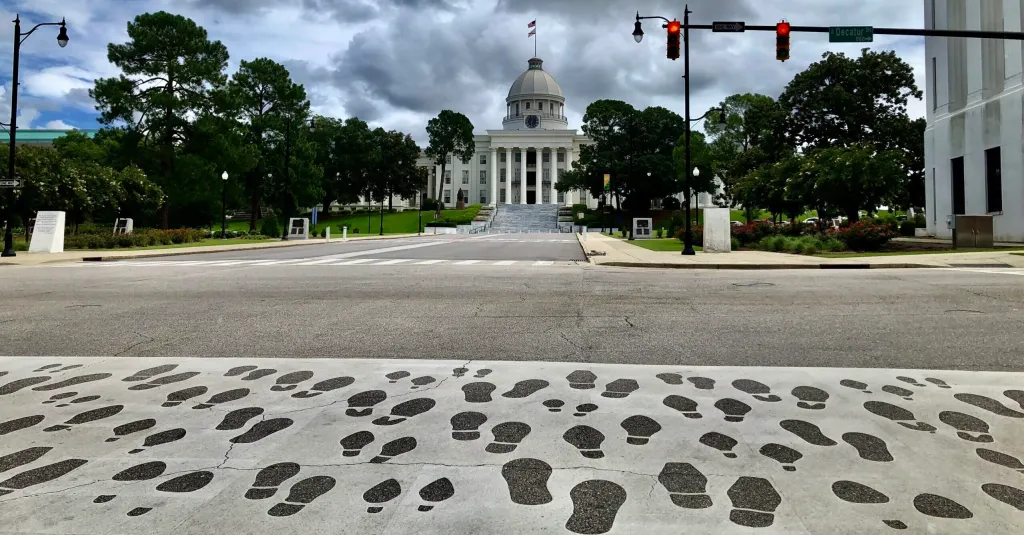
[
  {"xmin": 445, "ymin": 170, "xmax": 451, "ymax": 184},
  {"xmin": 557, "ymin": 152, "xmax": 565, "ymax": 163},
  {"xmin": 479, "ymin": 154, "xmax": 487, "ymax": 165},
  {"xmin": 500, "ymin": 152, "xmax": 506, "ymax": 163},
  {"xmin": 480, "ymin": 171, "xmax": 487, "ymax": 184},
  {"xmin": 500, "ymin": 169, "xmax": 506, "ymax": 182},
  {"xmin": 462, "ymin": 170, "xmax": 469, "ymax": 184},
  {"xmin": 542, "ymin": 152, "xmax": 549, "ymax": 163},
  {"xmin": 525, "ymin": 102, "xmax": 530, "ymax": 110}
]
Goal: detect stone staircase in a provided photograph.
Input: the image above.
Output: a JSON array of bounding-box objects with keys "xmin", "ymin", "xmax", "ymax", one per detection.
[{"xmin": 489, "ymin": 204, "xmax": 560, "ymax": 232}]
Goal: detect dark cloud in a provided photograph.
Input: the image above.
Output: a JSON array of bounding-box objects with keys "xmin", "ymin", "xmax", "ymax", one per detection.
[{"xmin": 184, "ymin": 0, "xmax": 462, "ymax": 22}]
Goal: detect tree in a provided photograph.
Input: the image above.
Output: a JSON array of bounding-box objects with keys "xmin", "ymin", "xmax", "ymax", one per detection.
[
  {"xmin": 793, "ymin": 144, "xmax": 905, "ymax": 222},
  {"xmin": 335, "ymin": 118, "xmax": 374, "ymax": 208},
  {"xmin": 308, "ymin": 115, "xmax": 345, "ymax": 218},
  {"xmin": 222, "ymin": 58, "xmax": 308, "ymax": 230},
  {"xmin": 91, "ymin": 11, "xmax": 229, "ymax": 228},
  {"xmin": 425, "ymin": 110, "xmax": 475, "ymax": 215}
]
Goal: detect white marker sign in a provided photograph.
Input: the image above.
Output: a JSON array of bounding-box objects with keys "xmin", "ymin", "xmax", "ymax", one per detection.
[{"xmin": 28, "ymin": 211, "xmax": 66, "ymax": 253}]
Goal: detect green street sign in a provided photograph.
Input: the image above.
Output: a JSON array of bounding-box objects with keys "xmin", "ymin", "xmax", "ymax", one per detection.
[{"xmin": 829, "ymin": 26, "xmax": 873, "ymax": 43}]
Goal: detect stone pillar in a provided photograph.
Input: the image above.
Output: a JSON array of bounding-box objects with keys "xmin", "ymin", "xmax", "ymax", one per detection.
[
  {"xmin": 549, "ymin": 149, "xmax": 557, "ymax": 205},
  {"xmin": 565, "ymin": 148, "xmax": 574, "ymax": 205},
  {"xmin": 505, "ymin": 148, "xmax": 512, "ymax": 204},
  {"xmin": 519, "ymin": 147, "xmax": 527, "ymax": 204},
  {"xmin": 489, "ymin": 148, "xmax": 498, "ymax": 207}
]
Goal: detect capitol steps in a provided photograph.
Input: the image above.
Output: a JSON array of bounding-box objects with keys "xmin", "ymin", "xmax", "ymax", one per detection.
[{"xmin": 489, "ymin": 204, "xmax": 560, "ymax": 232}]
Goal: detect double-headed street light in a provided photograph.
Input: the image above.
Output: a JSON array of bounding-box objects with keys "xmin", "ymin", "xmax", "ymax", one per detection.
[{"xmin": 2, "ymin": 15, "xmax": 69, "ymax": 257}]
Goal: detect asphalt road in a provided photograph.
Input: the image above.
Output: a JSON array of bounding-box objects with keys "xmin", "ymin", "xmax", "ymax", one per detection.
[{"xmin": 2, "ymin": 257, "xmax": 1022, "ymax": 370}]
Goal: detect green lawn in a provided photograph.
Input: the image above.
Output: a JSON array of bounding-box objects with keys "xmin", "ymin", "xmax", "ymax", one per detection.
[
  {"xmin": 228, "ymin": 206, "xmax": 482, "ymax": 235},
  {"xmin": 601, "ymin": 234, "xmax": 702, "ymax": 252}
]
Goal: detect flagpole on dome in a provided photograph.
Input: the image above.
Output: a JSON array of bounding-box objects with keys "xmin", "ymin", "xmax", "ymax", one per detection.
[{"xmin": 528, "ymin": 19, "xmax": 537, "ymax": 57}]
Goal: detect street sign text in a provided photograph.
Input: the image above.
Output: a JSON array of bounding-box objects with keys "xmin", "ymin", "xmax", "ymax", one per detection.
[
  {"xmin": 829, "ymin": 26, "xmax": 874, "ymax": 43},
  {"xmin": 0, "ymin": 179, "xmax": 22, "ymax": 188},
  {"xmin": 712, "ymin": 21, "xmax": 746, "ymax": 33}
]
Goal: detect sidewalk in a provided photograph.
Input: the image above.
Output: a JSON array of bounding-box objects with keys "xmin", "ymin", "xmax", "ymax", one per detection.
[
  {"xmin": 575, "ymin": 232, "xmax": 1024, "ymax": 269},
  {"xmin": 0, "ymin": 233, "xmax": 420, "ymax": 267}
]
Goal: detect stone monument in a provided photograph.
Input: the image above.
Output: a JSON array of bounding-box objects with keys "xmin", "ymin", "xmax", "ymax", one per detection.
[
  {"xmin": 702, "ymin": 207, "xmax": 731, "ymax": 253},
  {"xmin": 455, "ymin": 189, "xmax": 466, "ymax": 210},
  {"xmin": 28, "ymin": 211, "xmax": 66, "ymax": 253}
]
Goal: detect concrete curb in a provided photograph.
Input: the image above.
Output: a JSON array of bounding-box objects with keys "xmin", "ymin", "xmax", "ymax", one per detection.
[
  {"xmin": 80, "ymin": 234, "xmax": 418, "ymax": 262},
  {"xmin": 595, "ymin": 261, "xmax": 942, "ymax": 270}
]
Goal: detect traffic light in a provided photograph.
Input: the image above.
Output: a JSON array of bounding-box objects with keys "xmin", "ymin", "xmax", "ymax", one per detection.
[
  {"xmin": 666, "ymin": 19, "xmax": 681, "ymax": 60},
  {"xmin": 776, "ymin": 21, "xmax": 791, "ymax": 62}
]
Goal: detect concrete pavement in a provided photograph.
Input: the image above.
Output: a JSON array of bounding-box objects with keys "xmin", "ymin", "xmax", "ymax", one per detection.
[
  {"xmin": 578, "ymin": 232, "xmax": 1024, "ymax": 269},
  {"xmin": 1, "ymin": 356, "xmax": 1023, "ymax": 534}
]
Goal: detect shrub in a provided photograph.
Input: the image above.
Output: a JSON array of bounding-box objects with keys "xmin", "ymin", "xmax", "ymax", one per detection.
[
  {"xmin": 832, "ymin": 220, "xmax": 897, "ymax": 251},
  {"xmin": 656, "ymin": 228, "xmax": 664, "ymax": 238},
  {"xmin": 260, "ymin": 218, "xmax": 281, "ymax": 238},
  {"xmin": 900, "ymin": 221, "xmax": 917, "ymax": 236},
  {"xmin": 674, "ymin": 225, "xmax": 703, "ymax": 246},
  {"xmin": 421, "ymin": 199, "xmax": 441, "ymax": 212},
  {"xmin": 730, "ymin": 237, "xmax": 740, "ymax": 250},
  {"xmin": 320, "ymin": 227, "xmax": 328, "ymax": 238},
  {"xmin": 732, "ymin": 221, "xmax": 776, "ymax": 246},
  {"xmin": 913, "ymin": 213, "xmax": 926, "ymax": 227}
]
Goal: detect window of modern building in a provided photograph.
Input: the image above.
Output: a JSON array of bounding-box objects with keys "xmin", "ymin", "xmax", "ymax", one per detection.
[
  {"xmin": 479, "ymin": 170, "xmax": 487, "ymax": 184},
  {"xmin": 557, "ymin": 152, "xmax": 565, "ymax": 163},
  {"xmin": 444, "ymin": 170, "xmax": 451, "ymax": 184},
  {"xmin": 985, "ymin": 146, "xmax": 1003, "ymax": 213},
  {"xmin": 950, "ymin": 156, "xmax": 965, "ymax": 215},
  {"xmin": 462, "ymin": 170, "xmax": 469, "ymax": 184}
]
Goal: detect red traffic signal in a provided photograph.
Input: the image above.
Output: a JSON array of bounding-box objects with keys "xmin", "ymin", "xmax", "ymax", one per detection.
[
  {"xmin": 666, "ymin": 20, "xmax": 681, "ymax": 60},
  {"xmin": 776, "ymin": 21, "xmax": 791, "ymax": 62}
]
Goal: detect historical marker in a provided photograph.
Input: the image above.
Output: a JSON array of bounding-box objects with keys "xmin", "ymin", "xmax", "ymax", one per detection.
[{"xmin": 829, "ymin": 26, "xmax": 874, "ymax": 43}]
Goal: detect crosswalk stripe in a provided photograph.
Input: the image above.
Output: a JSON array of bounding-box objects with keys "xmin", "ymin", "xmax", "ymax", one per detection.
[
  {"xmin": 454, "ymin": 260, "xmax": 480, "ymax": 265},
  {"xmin": 414, "ymin": 260, "xmax": 446, "ymax": 265},
  {"xmin": 327, "ymin": 258, "xmax": 377, "ymax": 265},
  {"xmin": 251, "ymin": 259, "xmax": 309, "ymax": 265},
  {"xmin": 206, "ymin": 260, "xmax": 257, "ymax": 266},
  {"xmin": 533, "ymin": 261, "xmax": 554, "ymax": 266},
  {"xmin": 375, "ymin": 259, "xmax": 411, "ymax": 265},
  {"xmin": 294, "ymin": 258, "xmax": 344, "ymax": 265},
  {"xmin": 493, "ymin": 260, "xmax": 517, "ymax": 266}
]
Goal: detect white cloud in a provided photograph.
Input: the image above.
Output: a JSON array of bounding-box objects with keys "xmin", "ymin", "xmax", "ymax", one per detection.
[{"xmin": 43, "ymin": 119, "xmax": 74, "ymax": 129}]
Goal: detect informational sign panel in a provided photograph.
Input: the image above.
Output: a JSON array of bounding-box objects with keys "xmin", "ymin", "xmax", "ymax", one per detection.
[
  {"xmin": 114, "ymin": 218, "xmax": 134, "ymax": 235},
  {"xmin": 28, "ymin": 211, "xmax": 66, "ymax": 253},
  {"xmin": 287, "ymin": 218, "xmax": 310, "ymax": 240},
  {"xmin": 603, "ymin": 174, "xmax": 611, "ymax": 191},
  {"xmin": 632, "ymin": 218, "xmax": 653, "ymax": 239}
]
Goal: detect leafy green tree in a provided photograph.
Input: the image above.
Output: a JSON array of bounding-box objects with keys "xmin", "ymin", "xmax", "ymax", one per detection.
[
  {"xmin": 52, "ymin": 130, "xmax": 109, "ymax": 165},
  {"xmin": 793, "ymin": 144, "xmax": 905, "ymax": 222},
  {"xmin": 309, "ymin": 115, "xmax": 345, "ymax": 217},
  {"xmin": 91, "ymin": 11, "xmax": 229, "ymax": 228},
  {"xmin": 336, "ymin": 117, "xmax": 374, "ymax": 208},
  {"xmin": 425, "ymin": 109, "xmax": 475, "ymax": 214}
]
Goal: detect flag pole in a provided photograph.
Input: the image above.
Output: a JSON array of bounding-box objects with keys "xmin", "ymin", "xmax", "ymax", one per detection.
[{"xmin": 534, "ymin": 22, "xmax": 537, "ymax": 57}]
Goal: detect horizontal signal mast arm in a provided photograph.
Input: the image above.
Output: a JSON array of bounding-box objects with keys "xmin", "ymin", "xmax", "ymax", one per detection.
[{"xmin": 695, "ymin": 23, "xmax": 1024, "ymax": 40}]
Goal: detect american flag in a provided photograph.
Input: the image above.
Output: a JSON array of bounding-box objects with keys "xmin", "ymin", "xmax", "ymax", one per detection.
[
  {"xmin": 528, "ymin": 20, "xmax": 536, "ymax": 37},
  {"xmin": 528, "ymin": 20, "xmax": 536, "ymax": 28}
]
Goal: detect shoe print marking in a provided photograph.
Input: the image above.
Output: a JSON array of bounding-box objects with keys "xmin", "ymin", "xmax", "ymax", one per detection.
[
  {"xmin": 33, "ymin": 373, "xmax": 112, "ymax": 392},
  {"xmin": 0, "ymin": 415, "xmax": 45, "ymax": 436},
  {"xmin": 44, "ymin": 405, "xmax": 124, "ymax": 432},
  {"xmin": 409, "ymin": 376, "xmax": 436, "ymax": 389},
  {"xmin": 462, "ymin": 382, "xmax": 496, "ymax": 403},
  {"xmin": 760, "ymin": 443, "xmax": 803, "ymax": 471},
  {"xmin": 93, "ymin": 461, "xmax": 168, "ymax": 503},
  {"xmin": 369, "ymin": 437, "xmax": 417, "ymax": 463},
  {"xmin": 417, "ymin": 477, "xmax": 454, "ymax": 512},
  {"xmin": 242, "ymin": 368, "xmax": 277, "ymax": 381},
  {"xmin": 270, "ymin": 371, "xmax": 314, "ymax": 392},
  {"xmin": 663, "ymin": 395, "xmax": 701, "ymax": 418},
  {"xmin": 791, "ymin": 386, "xmax": 829, "ymax": 410},
  {"xmin": 864, "ymin": 401, "xmax": 936, "ymax": 432},
  {"xmin": 128, "ymin": 428, "xmax": 186, "ymax": 454},
  {"xmin": 486, "ymin": 422, "xmax": 531, "ymax": 454},
  {"xmin": 732, "ymin": 379, "xmax": 781, "ymax": 402},
  {"xmin": 913, "ymin": 493, "xmax": 973, "ymax": 519},
  {"xmin": 340, "ymin": 431, "xmax": 375, "ymax": 456},
  {"xmin": 714, "ymin": 398, "xmax": 751, "ymax": 422},
  {"xmin": 601, "ymin": 378, "xmax": 638, "ymax": 399},
  {"xmin": 543, "ymin": 399, "xmax": 564, "ymax": 412},
  {"xmin": 122, "ymin": 365, "xmax": 177, "ymax": 382},
  {"xmin": 620, "ymin": 415, "xmax": 661, "ymax": 445},
  {"xmin": 386, "ymin": 371, "xmax": 410, "ymax": 383},
  {"xmin": 363, "ymin": 478, "xmax": 402, "ymax": 513},
  {"xmin": 840, "ymin": 379, "xmax": 872, "ymax": 394},
  {"xmin": 926, "ymin": 378, "xmax": 952, "ymax": 389},
  {"xmin": 229, "ymin": 418, "xmax": 293, "ymax": 444},
  {"xmin": 687, "ymin": 377, "xmax": 715, "ymax": 390},
  {"xmin": 658, "ymin": 463, "xmax": 712, "ymax": 508},
  {"xmin": 564, "ymin": 480, "xmax": 626, "ymax": 535},
  {"xmin": 939, "ymin": 411, "xmax": 993, "ymax": 443},
  {"xmin": 566, "ymin": 370, "xmax": 597, "ymax": 390},
  {"xmin": 0, "ymin": 447, "xmax": 52, "ymax": 475},
  {"xmin": 563, "ymin": 425, "xmax": 605, "ymax": 459},
  {"xmin": 473, "ymin": 369, "xmax": 492, "ymax": 379},
  {"xmin": 502, "ymin": 379, "xmax": 549, "ymax": 399},
  {"xmin": 976, "ymin": 448, "xmax": 1024, "ymax": 474},
  {"xmin": 780, "ymin": 419, "xmax": 837, "ymax": 446},
  {"xmin": 193, "ymin": 388, "xmax": 249, "ymax": 409},
  {"xmin": 0, "ymin": 459, "xmax": 88, "ymax": 497},
  {"xmin": 881, "ymin": 385, "xmax": 915, "ymax": 401},
  {"xmin": 727, "ymin": 476, "xmax": 781, "ymax": 528},
  {"xmin": 451, "ymin": 411, "xmax": 487, "ymax": 441},
  {"xmin": 215, "ymin": 407, "xmax": 264, "ymax": 431},
  {"xmin": 955, "ymin": 393, "xmax": 1024, "ymax": 418},
  {"xmin": 982, "ymin": 483, "xmax": 1024, "ymax": 511},
  {"xmin": 106, "ymin": 419, "xmax": 156, "ymax": 442},
  {"xmin": 161, "ymin": 386, "xmax": 208, "ymax": 407},
  {"xmin": 225, "ymin": 365, "xmax": 257, "ymax": 377},
  {"xmin": 656, "ymin": 373, "xmax": 683, "ymax": 385},
  {"xmin": 502, "ymin": 458, "xmax": 553, "ymax": 505},
  {"xmin": 55, "ymin": 395, "xmax": 101, "ymax": 407},
  {"xmin": 345, "ymin": 390, "xmax": 387, "ymax": 416},
  {"xmin": 841, "ymin": 432, "xmax": 893, "ymax": 462},
  {"xmin": 373, "ymin": 398, "xmax": 436, "ymax": 426},
  {"xmin": 1004, "ymin": 390, "xmax": 1024, "ymax": 410},
  {"xmin": 127, "ymin": 372, "xmax": 200, "ymax": 391},
  {"xmin": 896, "ymin": 376, "xmax": 925, "ymax": 387},
  {"xmin": 0, "ymin": 376, "xmax": 51, "ymax": 395},
  {"xmin": 574, "ymin": 403, "xmax": 598, "ymax": 417},
  {"xmin": 451, "ymin": 367, "xmax": 468, "ymax": 378},
  {"xmin": 245, "ymin": 462, "xmax": 301, "ymax": 500},
  {"xmin": 700, "ymin": 432, "xmax": 739, "ymax": 458},
  {"xmin": 43, "ymin": 392, "xmax": 77, "ymax": 404}
]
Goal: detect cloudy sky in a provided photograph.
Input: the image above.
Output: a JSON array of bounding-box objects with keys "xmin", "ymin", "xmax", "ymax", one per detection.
[{"xmin": 1, "ymin": 0, "xmax": 924, "ymax": 145}]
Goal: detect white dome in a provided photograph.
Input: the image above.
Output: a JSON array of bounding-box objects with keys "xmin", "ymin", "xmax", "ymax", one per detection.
[{"xmin": 507, "ymin": 58, "xmax": 564, "ymax": 102}]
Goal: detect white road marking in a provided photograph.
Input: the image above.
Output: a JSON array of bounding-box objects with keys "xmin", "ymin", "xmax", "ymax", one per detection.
[
  {"xmin": 327, "ymin": 258, "xmax": 377, "ymax": 265},
  {"xmin": 414, "ymin": 260, "xmax": 446, "ymax": 265},
  {"xmin": 453, "ymin": 260, "xmax": 481, "ymax": 265},
  {"xmin": 493, "ymin": 260, "xmax": 517, "ymax": 266},
  {"xmin": 293, "ymin": 258, "xmax": 343, "ymax": 265},
  {"xmin": 533, "ymin": 260, "xmax": 554, "ymax": 266},
  {"xmin": 950, "ymin": 267, "xmax": 1024, "ymax": 276},
  {"xmin": 374, "ymin": 259, "xmax": 411, "ymax": 265}
]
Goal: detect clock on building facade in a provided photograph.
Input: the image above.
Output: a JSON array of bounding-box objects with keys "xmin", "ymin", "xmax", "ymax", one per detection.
[{"xmin": 525, "ymin": 115, "xmax": 539, "ymax": 129}]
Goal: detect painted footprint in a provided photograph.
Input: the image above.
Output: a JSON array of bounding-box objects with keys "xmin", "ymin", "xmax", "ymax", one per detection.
[
  {"xmin": 791, "ymin": 386, "xmax": 828, "ymax": 410},
  {"xmin": 982, "ymin": 483, "xmax": 1024, "ymax": 511},
  {"xmin": 462, "ymin": 382, "xmax": 496, "ymax": 403},
  {"xmin": 386, "ymin": 371, "xmax": 410, "ymax": 383},
  {"xmin": 128, "ymin": 428, "xmax": 186, "ymax": 454},
  {"xmin": 33, "ymin": 373, "xmax": 112, "ymax": 392},
  {"xmin": 416, "ymin": 477, "xmax": 455, "ymax": 512},
  {"xmin": 345, "ymin": 390, "xmax": 387, "ymax": 417},
  {"xmin": 244, "ymin": 463, "xmax": 301, "ymax": 499},
  {"xmin": 42, "ymin": 392, "xmax": 79, "ymax": 405},
  {"xmin": 502, "ymin": 458, "xmax": 553, "ymax": 505},
  {"xmin": 363, "ymin": 478, "xmax": 402, "ymax": 513},
  {"xmin": 939, "ymin": 411, "xmax": 993, "ymax": 442},
  {"xmin": 0, "ymin": 415, "xmax": 45, "ymax": 436},
  {"xmin": 840, "ymin": 379, "xmax": 872, "ymax": 394},
  {"xmin": 340, "ymin": 431, "xmax": 375, "ymax": 457},
  {"xmin": 230, "ymin": 418, "xmax": 294, "ymax": 444},
  {"xmin": 656, "ymin": 373, "xmax": 684, "ymax": 385},
  {"xmin": 620, "ymin": 415, "xmax": 662, "ymax": 445},
  {"xmin": 574, "ymin": 403, "xmax": 598, "ymax": 417},
  {"xmin": 663, "ymin": 395, "xmax": 702, "ymax": 418},
  {"xmin": 881, "ymin": 385, "xmax": 915, "ymax": 401},
  {"xmin": 127, "ymin": 372, "xmax": 200, "ymax": 391},
  {"xmin": 270, "ymin": 371, "xmax": 314, "ymax": 392},
  {"xmin": 161, "ymin": 386, "xmax": 208, "ymax": 408},
  {"xmin": 714, "ymin": 398, "xmax": 751, "ymax": 423},
  {"xmin": 863, "ymin": 401, "xmax": 936, "ymax": 432},
  {"xmin": 33, "ymin": 363, "xmax": 62, "ymax": 373},
  {"xmin": 658, "ymin": 463, "xmax": 712, "ymax": 508},
  {"xmin": 486, "ymin": 422, "xmax": 532, "ymax": 454},
  {"xmin": 292, "ymin": 377, "xmax": 354, "ymax": 398},
  {"xmin": 700, "ymin": 432, "xmax": 739, "ymax": 458},
  {"xmin": 473, "ymin": 369, "xmax": 492, "ymax": 379},
  {"xmin": 93, "ymin": 461, "xmax": 168, "ymax": 504},
  {"xmin": 565, "ymin": 480, "xmax": 626, "ymax": 535},
  {"xmin": 122, "ymin": 364, "xmax": 177, "ymax": 382},
  {"xmin": 955, "ymin": 393, "xmax": 1024, "ymax": 418},
  {"xmin": 369, "ymin": 437, "xmax": 417, "ymax": 463},
  {"xmin": 0, "ymin": 447, "xmax": 52, "ymax": 475},
  {"xmin": 241, "ymin": 368, "xmax": 277, "ymax": 381},
  {"xmin": 44, "ymin": 405, "xmax": 124, "ymax": 432},
  {"xmin": 728, "ymin": 476, "xmax": 782, "ymax": 528},
  {"xmin": 914, "ymin": 493, "xmax": 973, "ymax": 519},
  {"xmin": 224, "ymin": 365, "xmax": 258, "ymax": 377},
  {"xmin": 896, "ymin": 376, "xmax": 925, "ymax": 388},
  {"xmin": 373, "ymin": 398, "xmax": 436, "ymax": 426},
  {"xmin": 780, "ymin": 419, "xmax": 837, "ymax": 446},
  {"xmin": 732, "ymin": 379, "xmax": 782, "ymax": 402},
  {"xmin": 0, "ymin": 376, "xmax": 51, "ymax": 395},
  {"xmin": 451, "ymin": 411, "xmax": 488, "ymax": 441},
  {"xmin": 106, "ymin": 419, "xmax": 156, "ymax": 443},
  {"xmin": 1005, "ymin": 390, "xmax": 1024, "ymax": 410},
  {"xmin": 977, "ymin": 448, "xmax": 1024, "ymax": 474},
  {"xmin": 566, "ymin": 370, "xmax": 597, "ymax": 390},
  {"xmin": 687, "ymin": 377, "xmax": 715, "ymax": 390},
  {"xmin": 926, "ymin": 378, "xmax": 952, "ymax": 389},
  {"xmin": 563, "ymin": 425, "xmax": 605, "ymax": 459},
  {"xmin": 409, "ymin": 376, "xmax": 436, "ymax": 389},
  {"xmin": 601, "ymin": 378, "xmax": 639, "ymax": 399},
  {"xmin": 193, "ymin": 388, "xmax": 250, "ymax": 410},
  {"xmin": 831, "ymin": 480, "xmax": 904, "ymax": 529},
  {"xmin": 842, "ymin": 432, "xmax": 894, "ymax": 462},
  {"xmin": 267, "ymin": 476, "xmax": 336, "ymax": 517},
  {"xmin": 0, "ymin": 459, "xmax": 88, "ymax": 497},
  {"xmin": 760, "ymin": 443, "xmax": 803, "ymax": 471},
  {"xmin": 543, "ymin": 399, "xmax": 565, "ymax": 412},
  {"xmin": 451, "ymin": 367, "xmax": 469, "ymax": 378},
  {"xmin": 215, "ymin": 407, "xmax": 264, "ymax": 431},
  {"xmin": 502, "ymin": 379, "xmax": 549, "ymax": 399}
]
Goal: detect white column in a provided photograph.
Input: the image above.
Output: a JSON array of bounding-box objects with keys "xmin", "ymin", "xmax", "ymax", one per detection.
[
  {"xmin": 519, "ymin": 148, "xmax": 527, "ymax": 204},
  {"xmin": 565, "ymin": 148, "xmax": 574, "ymax": 205},
  {"xmin": 504, "ymin": 148, "xmax": 512, "ymax": 204},
  {"xmin": 550, "ymin": 151, "xmax": 557, "ymax": 205},
  {"xmin": 489, "ymin": 148, "xmax": 497, "ymax": 207}
]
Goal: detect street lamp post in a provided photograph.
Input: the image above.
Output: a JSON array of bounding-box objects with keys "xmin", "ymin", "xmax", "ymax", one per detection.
[
  {"xmin": 221, "ymin": 171, "xmax": 228, "ymax": 239},
  {"xmin": 2, "ymin": 15, "xmax": 69, "ymax": 257},
  {"xmin": 633, "ymin": 6, "xmax": 725, "ymax": 255}
]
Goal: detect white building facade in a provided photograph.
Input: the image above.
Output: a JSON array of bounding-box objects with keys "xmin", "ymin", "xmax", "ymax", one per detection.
[
  {"xmin": 924, "ymin": 0, "xmax": 1024, "ymax": 241},
  {"xmin": 420, "ymin": 57, "xmax": 595, "ymax": 208}
]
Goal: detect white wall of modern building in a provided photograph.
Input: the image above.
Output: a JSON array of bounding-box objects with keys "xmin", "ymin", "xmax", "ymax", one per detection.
[{"xmin": 924, "ymin": 0, "xmax": 1024, "ymax": 241}]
